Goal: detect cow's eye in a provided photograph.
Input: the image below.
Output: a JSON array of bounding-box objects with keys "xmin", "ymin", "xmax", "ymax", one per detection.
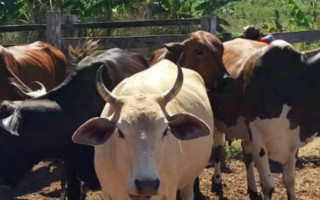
[
  {"xmin": 118, "ymin": 129, "xmax": 125, "ymax": 139},
  {"xmin": 163, "ymin": 127, "xmax": 169, "ymax": 138},
  {"xmin": 196, "ymin": 47, "xmax": 204, "ymax": 55}
]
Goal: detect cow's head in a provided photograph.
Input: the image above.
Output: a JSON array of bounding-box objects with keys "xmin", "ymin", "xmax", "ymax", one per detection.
[
  {"xmin": 164, "ymin": 30, "xmax": 234, "ymax": 93},
  {"xmin": 72, "ymin": 64, "xmax": 211, "ymax": 198}
]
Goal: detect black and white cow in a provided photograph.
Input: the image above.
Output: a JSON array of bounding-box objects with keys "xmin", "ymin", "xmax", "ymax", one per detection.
[{"xmin": 211, "ymin": 38, "xmax": 320, "ymax": 200}]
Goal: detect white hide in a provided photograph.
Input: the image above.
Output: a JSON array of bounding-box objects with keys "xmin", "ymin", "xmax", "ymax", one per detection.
[
  {"xmin": 248, "ymin": 104, "xmax": 306, "ymax": 164},
  {"xmin": 93, "ymin": 60, "xmax": 214, "ymax": 200},
  {"xmin": 215, "ymin": 116, "xmax": 249, "ymax": 141}
]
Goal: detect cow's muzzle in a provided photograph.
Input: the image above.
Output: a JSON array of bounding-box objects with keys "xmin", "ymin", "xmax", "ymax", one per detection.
[
  {"xmin": 214, "ymin": 74, "xmax": 235, "ymax": 93},
  {"xmin": 134, "ymin": 178, "xmax": 160, "ymax": 196}
]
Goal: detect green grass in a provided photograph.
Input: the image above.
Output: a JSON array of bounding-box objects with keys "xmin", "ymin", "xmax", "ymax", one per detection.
[
  {"xmin": 225, "ymin": 139, "xmax": 243, "ymax": 160},
  {"xmin": 215, "ymin": 0, "xmax": 320, "ymax": 34}
]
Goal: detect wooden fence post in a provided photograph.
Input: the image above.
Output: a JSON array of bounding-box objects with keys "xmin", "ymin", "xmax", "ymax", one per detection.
[
  {"xmin": 62, "ymin": 14, "xmax": 78, "ymax": 37},
  {"xmin": 46, "ymin": 11, "xmax": 61, "ymax": 49},
  {"xmin": 200, "ymin": 16, "xmax": 217, "ymax": 34}
]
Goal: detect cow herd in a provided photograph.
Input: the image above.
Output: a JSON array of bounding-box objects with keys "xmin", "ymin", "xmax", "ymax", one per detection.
[{"xmin": 0, "ymin": 30, "xmax": 319, "ymax": 200}]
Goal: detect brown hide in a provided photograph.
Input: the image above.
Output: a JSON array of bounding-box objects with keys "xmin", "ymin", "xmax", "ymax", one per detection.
[
  {"xmin": 0, "ymin": 41, "xmax": 66, "ymax": 102},
  {"xmin": 211, "ymin": 38, "xmax": 267, "ymax": 128},
  {"xmin": 149, "ymin": 48, "xmax": 182, "ymax": 66},
  {"xmin": 150, "ymin": 31, "xmax": 226, "ymax": 91}
]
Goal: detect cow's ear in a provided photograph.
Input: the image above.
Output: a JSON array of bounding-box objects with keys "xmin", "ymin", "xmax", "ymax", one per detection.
[
  {"xmin": 72, "ymin": 117, "xmax": 115, "ymax": 146},
  {"xmin": 0, "ymin": 114, "xmax": 20, "ymax": 136},
  {"xmin": 168, "ymin": 113, "xmax": 211, "ymax": 140},
  {"xmin": 164, "ymin": 42, "xmax": 183, "ymax": 53}
]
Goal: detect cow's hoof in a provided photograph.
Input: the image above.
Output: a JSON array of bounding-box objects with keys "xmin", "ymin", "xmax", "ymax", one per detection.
[
  {"xmin": 211, "ymin": 183, "xmax": 223, "ymax": 194},
  {"xmin": 248, "ymin": 189, "xmax": 262, "ymax": 200}
]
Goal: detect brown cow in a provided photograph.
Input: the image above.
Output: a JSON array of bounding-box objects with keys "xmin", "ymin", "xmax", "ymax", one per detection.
[
  {"xmin": 150, "ymin": 30, "xmax": 234, "ymax": 93},
  {"xmin": 212, "ymin": 38, "xmax": 268, "ymax": 198},
  {"xmin": 150, "ymin": 31, "xmax": 234, "ymax": 199},
  {"xmin": 0, "ymin": 41, "xmax": 66, "ymax": 102}
]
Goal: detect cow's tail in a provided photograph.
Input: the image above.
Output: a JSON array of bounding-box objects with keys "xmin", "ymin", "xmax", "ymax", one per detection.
[{"xmin": 68, "ymin": 38, "xmax": 99, "ymax": 65}]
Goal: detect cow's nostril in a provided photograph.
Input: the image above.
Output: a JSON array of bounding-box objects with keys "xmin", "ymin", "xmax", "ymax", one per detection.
[
  {"xmin": 151, "ymin": 179, "xmax": 160, "ymax": 190},
  {"xmin": 135, "ymin": 178, "xmax": 160, "ymax": 194}
]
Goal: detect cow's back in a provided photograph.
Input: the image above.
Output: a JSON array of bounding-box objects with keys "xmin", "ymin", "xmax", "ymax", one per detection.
[
  {"xmin": 223, "ymin": 38, "xmax": 267, "ymax": 76},
  {"xmin": 106, "ymin": 59, "xmax": 214, "ymax": 189},
  {"xmin": 6, "ymin": 41, "xmax": 66, "ymax": 90}
]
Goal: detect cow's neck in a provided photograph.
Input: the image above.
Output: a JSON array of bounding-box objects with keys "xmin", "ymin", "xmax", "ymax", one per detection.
[{"xmin": 39, "ymin": 66, "xmax": 107, "ymax": 119}]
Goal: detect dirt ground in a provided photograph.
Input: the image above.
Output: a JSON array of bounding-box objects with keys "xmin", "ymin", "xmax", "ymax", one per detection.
[{"xmin": 0, "ymin": 139, "xmax": 319, "ymax": 200}]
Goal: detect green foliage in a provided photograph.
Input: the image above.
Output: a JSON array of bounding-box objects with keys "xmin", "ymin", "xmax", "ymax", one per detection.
[
  {"xmin": 0, "ymin": 0, "xmax": 319, "ymax": 50},
  {"xmin": 273, "ymin": 10, "xmax": 284, "ymax": 32},
  {"xmin": 225, "ymin": 140, "xmax": 242, "ymax": 160},
  {"xmin": 150, "ymin": 0, "xmax": 232, "ymax": 33},
  {"xmin": 0, "ymin": 0, "xmax": 28, "ymax": 24},
  {"xmin": 288, "ymin": 0, "xmax": 309, "ymax": 28}
]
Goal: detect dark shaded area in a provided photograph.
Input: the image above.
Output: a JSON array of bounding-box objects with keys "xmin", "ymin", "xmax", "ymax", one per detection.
[{"xmin": 0, "ymin": 160, "xmax": 63, "ymax": 200}]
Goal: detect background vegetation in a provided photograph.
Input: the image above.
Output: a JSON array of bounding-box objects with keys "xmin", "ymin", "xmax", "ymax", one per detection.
[{"xmin": 0, "ymin": 0, "xmax": 319, "ymax": 49}]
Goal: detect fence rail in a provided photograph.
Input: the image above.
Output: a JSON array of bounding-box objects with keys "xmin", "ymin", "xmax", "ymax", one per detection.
[
  {"xmin": 62, "ymin": 19, "xmax": 201, "ymax": 30},
  {"xmin": 0, "ymin": 11, "xmax": 319, "ymax": 51},
  {"xmin": 62, "ymin": 35, "xmax": 189, "ymax": 50},
  {"xmin": 0, "ymin": 24, "xmax": 46, "ymax": 32},
  {"xmin": 0, "ymin": 19, "xmax": 200, "ymax": 32},
  {"xmin": 273, "ymin": 30, "xmax": 320, "ymax": 43}
]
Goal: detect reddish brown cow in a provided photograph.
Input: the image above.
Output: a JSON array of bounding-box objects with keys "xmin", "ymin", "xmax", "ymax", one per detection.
[
  {"xmin": 150, "ymin": 30, "xmax": 234, "ymax": 93},
  {"xmin": 149, "ymin": 47, "xmax": 182, "ymax": 66},
  {"xmin": 0, "ymin": 41, "xmax": 66, "ymax": 102}
]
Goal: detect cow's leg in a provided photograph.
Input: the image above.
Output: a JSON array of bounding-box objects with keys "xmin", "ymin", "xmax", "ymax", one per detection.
[
  {"xmin": 80, "ymin": 181, "xmax": 88, "ymax": 200},
  {"xmin": 64, "ymin": 162, "xmax": 81, "ymax": 200},
  {"xmin": 211, "ymin": 128, "xmax": 224, "ymax": 193},
  {"xmin": 193, "ymin": 177, "xmax": 209, "ymax": 200},
  {"xmin": 249, "ymin": 127, "xmax": 274, "ymax": 200},
  {"xmin": 241, "ymin": 140, "xmax": 260, "ymax": 198},
  {"xmin": 180, "ymin": 182, "xmax": 194, "ymax": 200},
  {"xmin": 60, "ymin": 163, "xmax": 67, "ymax": 200},
  {"xmin": 282, "ymin": 149, "xmax": 297, "ymax": 200}
]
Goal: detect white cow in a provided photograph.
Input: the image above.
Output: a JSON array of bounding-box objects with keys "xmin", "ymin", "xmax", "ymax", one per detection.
[{"xmin": 72, "ymin": 59, "xmax": 214, "ymax": 200}]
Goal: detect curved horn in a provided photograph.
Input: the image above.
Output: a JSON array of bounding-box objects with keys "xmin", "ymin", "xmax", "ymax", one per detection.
[
  {"xmin": 96, "ymin": 65, "xmax": 117, "ymax": 104},
  {"xmin": 11, "ymin": 81, "xmax": 47, "ymax": 98},
  {"xmin": 31, "ymin": 81, "xmax": 47, "ymax": 93},
  {"xmin": 302, "ymin": 47, "xmax": 320, "ymax": 60},
  {"xmin": 162, "ymin": 64, "xmax": 184, "ymax": 105}
]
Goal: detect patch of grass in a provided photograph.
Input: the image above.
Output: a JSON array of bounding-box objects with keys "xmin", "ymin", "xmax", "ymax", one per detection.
[
  {"xmin": 216, "ymin": 0, "xmax": 320, "ymax": 34},
  {"xmin": 225, "ymin": 139, "xmax": 243, "ymax": 160},
  {"xmin": 293, "ymin": 41, "xmax": 320, "ymax": 51}
]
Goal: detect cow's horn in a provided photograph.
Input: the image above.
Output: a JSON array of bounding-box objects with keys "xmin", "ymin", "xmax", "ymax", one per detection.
[
  {"xmin": 162, "ymin": 64, "xmax": 183, "ymax": 104},
  {"xmin": 11, "ymin": 81, "xmax": 47, "ymax": 98},
  {"xmin": 96, "ymin": 65, "xmax": 117, "ymax": 104},
  {"xmin": 302, "ymin": 47, "xmax": 320, "ymax": 60}
]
